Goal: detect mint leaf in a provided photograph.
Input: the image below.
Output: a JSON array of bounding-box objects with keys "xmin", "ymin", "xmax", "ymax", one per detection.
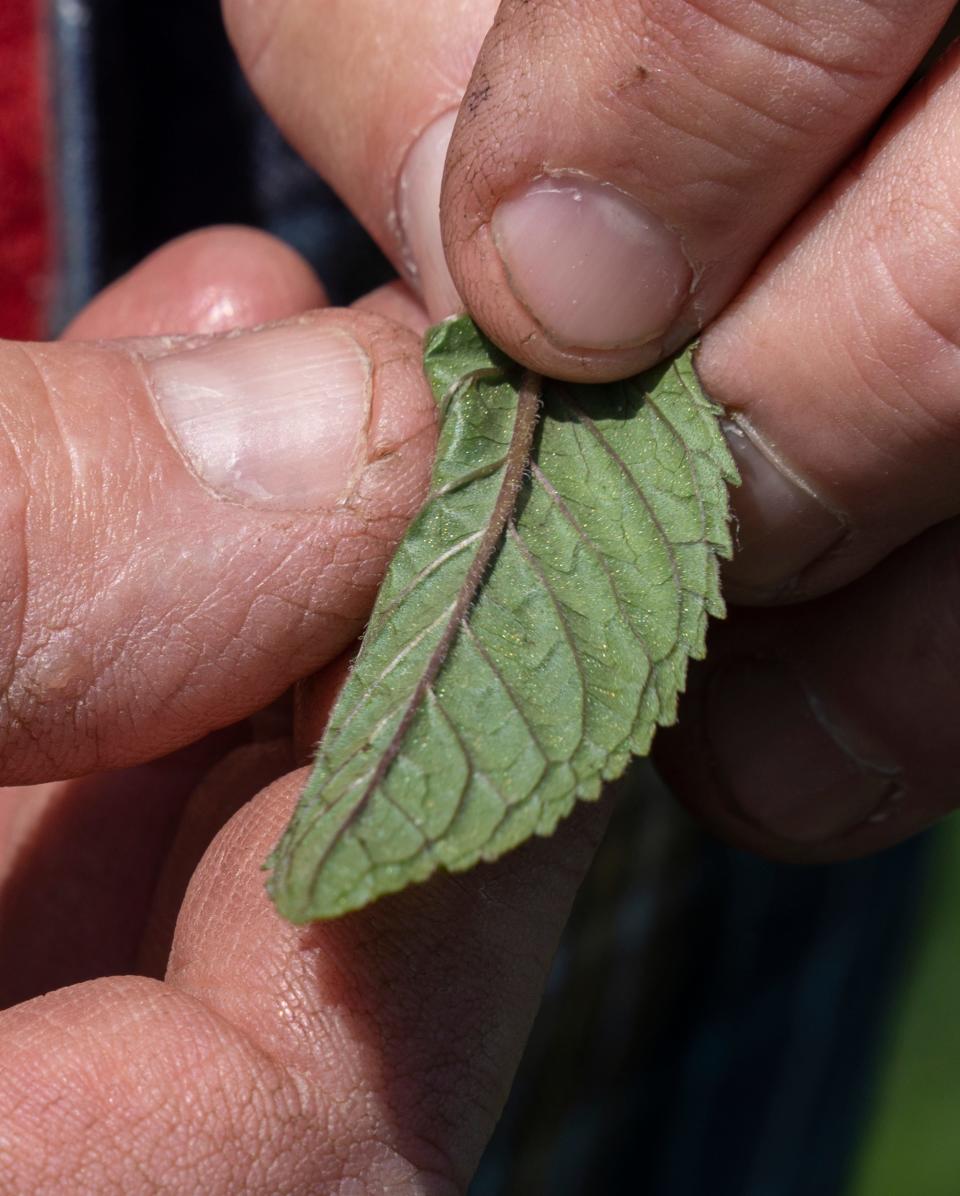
[{"xmin": 268, "ymin": 317, "xmax": 737, "ymax": 922}]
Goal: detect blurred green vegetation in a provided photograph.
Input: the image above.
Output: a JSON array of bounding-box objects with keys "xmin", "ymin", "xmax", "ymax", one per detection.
[{"xmin": 852, "ymin": 818, "xmax": 960, "ymax": 1196}]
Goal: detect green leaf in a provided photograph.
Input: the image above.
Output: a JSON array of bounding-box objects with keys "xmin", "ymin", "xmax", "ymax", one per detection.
[{"xmin": 268, "ymin": 316, "xmax": 738, "ymax": 922}]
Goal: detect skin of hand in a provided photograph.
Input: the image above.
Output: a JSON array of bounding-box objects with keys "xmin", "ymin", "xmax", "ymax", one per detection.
[
  {"xmin": 223, "ymin": 0, "xmax": 960, "ymax": 860},
  {"xmin": 0, "ymin": 227, "xmax": 615, "ymax": 1192},
  {"xmin": 4, "ymin": 4, "xmax": 960, "ymax": 1188}
]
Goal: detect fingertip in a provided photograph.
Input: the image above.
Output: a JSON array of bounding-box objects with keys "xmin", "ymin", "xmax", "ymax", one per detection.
[
  {"xmin": 352, "ymin": 280, "xmax": 432, "ymax": 335},
  {"xmin": 444, "ymin": 207, "xmax": 682, "ymax": 382},
  {"xmin": 659, "ymin": 521, "xmax": 960, "ymax": 865},
  {"xmin": 145, "ymin": 307, "xmax": 436, "ymax": 519},
  {"xmin": 331, "ymin": 308, "xmax": 438, "ymax": 496},
  {"xmin": 64, "ymin": 225, "xmax": 327, "ymax": 341},
  {"xmin": 439, "ymin": 0, "xmax": 959, "ymax": 383},
  {"xmin": 443, "ymin": 150, "xmax": 699, "ymax": 381},
  {"xmin": 0, "ymin": 307, "xmax": 436, "ymax": 783},
  {"xmin": 441, "ymin": 120, "xmax": 692, "ymax": 381}
]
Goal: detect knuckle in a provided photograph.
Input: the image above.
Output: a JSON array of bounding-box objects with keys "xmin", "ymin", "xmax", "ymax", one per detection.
[
  {"xmin": 636, "ymin": 2, "xmax": 883, "ymax": 125},
  {"xmin": 639, "ymin": 0, "xmax": 909, "ymax": 81},
  {"xmin": 575, "ymin": 0, "xmax": 926, "ymax": 172}
]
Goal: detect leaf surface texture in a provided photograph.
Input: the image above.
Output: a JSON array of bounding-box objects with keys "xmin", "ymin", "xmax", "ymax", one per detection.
[{"xmin": 269, "ymin": 317, "xmax": 737, "ymax": 921}]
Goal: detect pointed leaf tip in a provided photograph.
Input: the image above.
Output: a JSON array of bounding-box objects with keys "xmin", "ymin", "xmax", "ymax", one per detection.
[{"xmin": 268, "ymin": 317, "xmax": 737, "ymax": 922}]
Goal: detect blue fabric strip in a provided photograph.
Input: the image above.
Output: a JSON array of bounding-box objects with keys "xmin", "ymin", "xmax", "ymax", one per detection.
[
  {"xmin": 47, "ymin": 0, "xmax": 392, "ymax": 328},
  {"xmin": 47, "ymin": 0, "xmax": 101, "ymax": 331}
]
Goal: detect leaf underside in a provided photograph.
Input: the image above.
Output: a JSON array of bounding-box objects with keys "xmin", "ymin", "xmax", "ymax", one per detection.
[{"xmin": 268, "ymin": 317, "xmax": 738, "ymax": 922}]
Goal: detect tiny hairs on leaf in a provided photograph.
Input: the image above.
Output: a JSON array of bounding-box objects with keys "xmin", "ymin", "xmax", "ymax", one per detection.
[{"xmin": 267, "ymin": 316, "xmax": 738, "ymax": 922}]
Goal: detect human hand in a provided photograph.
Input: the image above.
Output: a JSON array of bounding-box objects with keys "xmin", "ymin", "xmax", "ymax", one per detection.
[
  {"xmin": 0, "ymin": 226, "xmax": 615, "ymax": 1190},
  {"xmin": 223, "ymin": 0, "xmax": 960, "ymax": 859}
]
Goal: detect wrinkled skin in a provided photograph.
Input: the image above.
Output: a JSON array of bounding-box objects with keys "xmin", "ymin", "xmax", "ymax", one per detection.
[{"xmin": 1, "ymin": 1, "xmax": 960, "ymax": 1189}]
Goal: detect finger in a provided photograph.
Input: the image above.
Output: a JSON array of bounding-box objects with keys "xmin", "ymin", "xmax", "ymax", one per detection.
[
  {"xmin": 352, "ymin": 279, "xmax": 432, "ymax": 335},
  {"xmin": 226, "ymin": 1, "xmax": 955, "ymax": 382},
  {"xmin": 441, "ymin": 1, "xmax": 958, "ymax": 380},
  {"xmin": 0, "ymin": 768, "xmax": 612, "ymax": 1192},
  {"xmin": 132, "ymin": 640, "xmax": 356, "ymax": 979},
  {"xmin": 699, "ymin": 43, "xmax": 960, "ymax": 601},
  {"xmin": 657, "ymin": 517, "xmax": 960, "ymax": 863},
  {"xmin": 0, "ymin": 228, "xmax": 329, "ymax": 997},
  {"xmin": 0, "ymin": 727, "xmax": 252, "ymax": 1008},
  {"xmin": 140, "ymin": 622, "xmax": 355, "ymax": 987},
  {"xmin": 135, "ymin": 736, "xmax": 294, "ymax": 980},
  {"xmin": 63, "ymin": 225, "xmax": 327, "ymax": 339},
  {"xmin": 222, "ymin": 0, "xmax": 497, "ymax": 316},
  {"xmin": 291, "ymin": 646, "xmax": 355, "ymax": 762},
  {"xmin": 0, "ymin": 308, "xmax": 435, "ymax": 784}
]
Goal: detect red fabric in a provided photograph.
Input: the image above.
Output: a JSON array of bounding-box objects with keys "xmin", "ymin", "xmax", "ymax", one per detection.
[{"xmin": 0, "ymin": 0, "xmax": 49, "ymax": 340}]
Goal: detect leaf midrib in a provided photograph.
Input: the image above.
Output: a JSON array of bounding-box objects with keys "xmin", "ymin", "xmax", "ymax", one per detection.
[{"xmin": 292, "ymin": 371, "xmax": 544, "ymax": 890}]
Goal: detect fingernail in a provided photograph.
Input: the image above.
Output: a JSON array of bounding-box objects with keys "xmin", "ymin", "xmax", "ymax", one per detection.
[
  {"xmin": 397, "ymin": 110, "xmax": 462, "ymax": 320},
  {"xmin": 490, "ymin": 175, "xmax": 691, "ymax": 351},
  {"xmin": 706, "ymin": 657, "xmax": 903, "ymax": 843},
  {"xmin": 148, "ymin": 323, "xmax": 371, "ymax": 510},
  {"xmin": 722, "ymin": 420, "xmax": 846, "ymax": 602}
]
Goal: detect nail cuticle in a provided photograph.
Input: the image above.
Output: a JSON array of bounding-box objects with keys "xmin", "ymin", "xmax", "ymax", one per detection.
[
  {"xmin": 863, "ymin": 783, "xmax": 906, "ymax": 827},
  {"xmin": 389, "ymin": 203, "xmax": 420, "ymax": 292},
  {"xmin": 147, "ymin": 323, "xmax": 373, "ymax": 512},
  {"xmin": 704, "ymin": 655, "xmax": 904, "ymax": 845},
  {"xmin": 490, "ymin": 229, "xmax": 671, "ymax": 361},
  {"xmin": 709, "ymin": 413, "xmax": 852, "ymax": 602},
  {"xmin": 395, "ymin": 110, "xmax": 461, "ymax": 319},
  {"xmin": 725, "ymin": 415, "xmax": 848, "ymax": 529},
  {"xmin": 801, "ymin": 674, "xmax": 901, "ymax": 772},
  {"xmin": 801, "ymin": 681, "xmax": 905, "ymax": 834},
  {"xmin": 491, "ymin": 172, "xmax": 692, "ymax": 353}
]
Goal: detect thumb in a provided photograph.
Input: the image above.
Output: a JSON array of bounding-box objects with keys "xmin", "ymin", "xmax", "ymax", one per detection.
[
  {"xmin": 441, "ymin": 0, "xmax": 953, "ymax": 380},
  {"xmin": 0, "ymin": 310, "xmax": 436, "ymax": 784},
  {"xmin": 0, "ymin": 768, "xmax": 613, "ymax": 1193}
]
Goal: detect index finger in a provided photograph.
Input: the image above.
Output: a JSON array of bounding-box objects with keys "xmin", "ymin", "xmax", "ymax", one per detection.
[{"xmin": 223, "ymin": 0, "xmax": 497, "ymax": 317}]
